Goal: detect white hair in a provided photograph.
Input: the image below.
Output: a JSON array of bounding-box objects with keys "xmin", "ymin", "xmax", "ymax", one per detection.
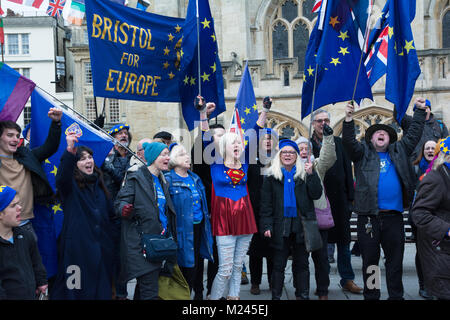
[
  {"xmin": 168, "ymin": 144, "xmax": 188, "ymax": 170},
  {"xmin": 219, "ymin": 132, "xmax": 243, "ymax": 159},
  {"xmin": 266, "ymin": 147, "xmax": 306, "ymax": 181}
]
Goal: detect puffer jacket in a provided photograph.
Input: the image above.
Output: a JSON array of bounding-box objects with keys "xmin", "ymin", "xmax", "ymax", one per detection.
[
  {"xmin": 342, "ymin": 108, "xmax": 426, "ymax": 216},
  {"xmin": 410, "ymin": 164, "xmax": 450, "ymax": 299}
]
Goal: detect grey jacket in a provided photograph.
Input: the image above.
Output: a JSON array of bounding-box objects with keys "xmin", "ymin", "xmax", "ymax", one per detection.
[
  {"xmin": 342, "ymin": 109, "xmax": 426, "ymax": 216},
  {"xmin": 115, "ymin": 166, "xmax": 177, "ymax": 281}
]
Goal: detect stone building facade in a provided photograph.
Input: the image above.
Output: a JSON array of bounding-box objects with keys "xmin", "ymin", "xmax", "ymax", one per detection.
[{"xmin": 68, "ymin": 0, "xmax": 450, "ymax": 150}]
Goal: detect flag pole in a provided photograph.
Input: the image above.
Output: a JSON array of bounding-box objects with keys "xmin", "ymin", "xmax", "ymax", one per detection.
[
  {"xmin": 351, "ymin": 3, "xmax": 374, "ymax": 103},
  {"xmin": 0, "ymin": 0, "xmax": 4, "ymax": 63},
  {"xmin": 196, "ymin": 0, "xmax": 202, "ymax": 97},
  {"xmin": 34, "ymin": 85, "xmax": 145, "ymax": 165},
  {"xmin": 307, "ymin": 62, "xmax": 319, "ymax": 161}
]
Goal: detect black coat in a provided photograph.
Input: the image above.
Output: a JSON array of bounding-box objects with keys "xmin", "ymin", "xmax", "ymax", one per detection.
[
  {"xmin": 102, "ymin": 149, "xmax": 132, "ymax": 201},
  {"xmin": 0, "ymin": 228, "xmax": 47, "ymax": 300},
  {"xmin": 9, "ymin": 121, "xmax": 61, "ymax": 204},
  {"xmin": 115, "ymin": 166, "xmax": 177, "ymax": 282},
  {"xmin": 411, "ymin": 165, "xmax": 450, "ymax": 299},
  {"xmin": 395, "ymin": 108, "xmax": 449, "ymax": 161},
  {"xmin": 51, "ymin": 151, "xmax": 115, "ymax": 300},
  {"xmin": 247, "ymin": 160, "xmax": 272, "ymax": 257},
  {"xmin": 259, "ymin": 171, "xmax": 322, "ymax": 250},
  {"xmin": 312, "ymin": 135, "xmax": 354, "ymax": 244},
  {"xmin": 342, "ymin": 109, "xmax": 426, "ymax": 216}
]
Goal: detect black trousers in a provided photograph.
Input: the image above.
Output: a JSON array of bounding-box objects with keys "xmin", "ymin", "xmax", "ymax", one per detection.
[
  {"xmin": 357, "ymin": 212, "xmax": 405, "ymax": 300},
  {"xmin": 134, "ymin": 269, "xmax": 160, "ymax": 300},
  {"xmin": 249, "ymin": 254, "xmax": 273, "ymax": 286},
  {"xmin": 194, "ymin": 231, "xmax": 219, "ymax": 297},
  {"xmin": 272, "ymin": 234, "xmax": 309, "ymax": 300},
  {"xmin": 311, "ymin": 230, "xmax": 330, "ymax": 296},
  {"xmin": 180, "ymin": 222, "xmax": 203, "ymax": 293}
]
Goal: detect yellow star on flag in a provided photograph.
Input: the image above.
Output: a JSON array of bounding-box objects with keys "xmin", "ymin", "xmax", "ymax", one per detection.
[
  {"xmin": 168, "ymin": 72, "xmax": 175, "ymax": 80},
  {"xmin": 190, "ymin": 77, "xmax": 196, "ymax": 85},
  {"xmin": 211, "ymin": 34, "xmax": 216, "ymax": 42},
  {"xmin": 443, "ymin": 146, "xmax": 449, "ymax": 153},
  {"xmin": 183, "ymin": 75, "xmax": 189, "ymax": 85},
  {"xmin": 163, "ymin": 61, "xmax": 169, "ymax": 69},
  {"xmin": 252, "ymin": 104, "xmax": 258, "ymax": 111},
  {"xmin": 0, "ymin": 186, "xmax": 4, "ymax": 192},
  {"xmin": 240, "ymin": 118, "xmax": 245, "ymax": 125},
  {"xmin": 338, "ymin": 47, "xmax": 349, "ymax": 56},
  {"xmin": 168, "ymin": 33, "xmax": 174, "ymax": 41},
  {"xmin": 45, "ymin": 159, "xmax": 51, "ymax": 164},
  {"xmin": 201, "ymin": 72, "xmax": 210, "ymax": 82},
  {"xmin": 52, "ymin": 203, "xmax": 62, "ymax": 214},
  {"xmin": 180, "ymin": 49, "xmax": 184, "ymax": 58},
  {"xmin": 210, "ymin": 62, "xmax": 216, "ymax": 73},
  {"xmin": 163, "ymin": 47, "xmax": 170, "ymax": 56},
  {"xmin": 303, "ymin": 74, "xmax": 306, "ymax": 81},
  {"xmin": 245, "ymin": 107, "xmax": 251, "ymax": 115},
  {"xmin": 404, "ymin": 40, "xmax": 415, "ymax": 54},
  {"xmin": 201, "ymin": 18, "xmax": 211, "ymax": 29},
  {"xmin": 307, "ymin": 65, "xmax": 314, "ymax": 76},
  {"xmin": 338, "ymin": 31, "xmax": 349, "ymax": 41},
  {"xmin": 329, "ymin": 16, "xmax": 340, "ymax": 28},
  {"xmin": 50, "ymin": 165, "xmax": 58, "ymax": 176},
  {"xmin": 330, "ymin": 57, "xmax": 341, "ymax": 66},
  {"xmin": 175, "ymin": 24, "xmax": 182, "ymax": 33},
  {"xmin": 388, "ymin": 26, "xmax": 394, "ymax": 39}
]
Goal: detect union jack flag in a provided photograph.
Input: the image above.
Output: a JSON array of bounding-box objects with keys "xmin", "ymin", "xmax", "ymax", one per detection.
[
  {"xmin": 312, "ymin": 0, "xmax": 322, "ymax": 13},
  {"xmin": 229, "ymin": 108, "xmax": 245, "ymax": 148},
  {"xmin": 46, "ymin": 0, "xmax": 66, "ymax": 18}
]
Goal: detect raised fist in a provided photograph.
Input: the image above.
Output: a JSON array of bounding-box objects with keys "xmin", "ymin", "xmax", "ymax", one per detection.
[
  {"xmin": 194, "ymin": 96, "xmax": 207, "ymax": 112},
  {"xmin": 263, "ymin": 96, "xmax": 272, "ymax": 112}
]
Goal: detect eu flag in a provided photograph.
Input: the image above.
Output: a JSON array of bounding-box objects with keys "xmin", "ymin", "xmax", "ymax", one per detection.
[
  {"xmin": 179, "ymin": 0, "xmax": 226, "ymax": 131},
  {"xmin": 30, "ymin": 88, "xmax": 114, "ymax": 278},
  {"xmin": 385, "ymin": 0, "xmax": 420, "ymax": 123},
  {"xmin": 235, "ymin": 63, "xmax": 258, "ymax": 132},
  {"xmin": 301, "ymin": 0, "xmax": 373, "ymax": 119}
]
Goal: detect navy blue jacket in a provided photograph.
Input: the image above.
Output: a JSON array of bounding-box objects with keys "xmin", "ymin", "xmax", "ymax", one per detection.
[
  {"xmin": 50, "ymin": 151, "xmax": 115, "ymax": 300},
  {"xmin": 165, "ymin": 170, "xmax": 214, "ymax": 268}
]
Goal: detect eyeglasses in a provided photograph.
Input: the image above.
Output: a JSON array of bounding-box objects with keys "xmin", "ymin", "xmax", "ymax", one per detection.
[
  {"xmin": 314, "ymin": 119, "xmax": 330, "ymax": 124},
  {"xmin": 280, "ymin": 151, "xmax": 297, "ymax": 155}
]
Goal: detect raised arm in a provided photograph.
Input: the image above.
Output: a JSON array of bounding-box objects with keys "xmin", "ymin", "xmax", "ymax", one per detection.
[
  {"xmin": 342, "ymin": 102, "xmax": 365, "ymax": 163},
  {"xmin": 55, "ymin": 132, "xmax": 78, "ymax": 196},
  {"xmin": 314, "ymin": 125, "xmax": 336, "ymax": 180},
  {"xmin": 31, "ymin": 108, "xmax": 63, "ymax": 163},
  {"xmin": 398, "ymin": 98, "xmax": 427, "ymax": 157}
]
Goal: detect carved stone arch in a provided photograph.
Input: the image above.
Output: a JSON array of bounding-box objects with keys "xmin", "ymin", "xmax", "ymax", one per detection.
[
  {"xmin": 430, "ymin": 0, "xmax": 450, "ymax": 47},
  {"xmin": 292, "ymin": 16, "xmax": 314, "ymax": 33},
  {"xmin": 265, "ymin": 111, "xmax": 309, "ymax": 141},
  {"xmin": 333, "ymin": 106, "xmax": 403, "ymax": 141}
]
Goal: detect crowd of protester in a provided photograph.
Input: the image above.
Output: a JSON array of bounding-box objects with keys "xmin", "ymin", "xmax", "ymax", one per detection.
[{"xmin": 0, "ymin": 96, "xmax": 449, "ymax": 301}]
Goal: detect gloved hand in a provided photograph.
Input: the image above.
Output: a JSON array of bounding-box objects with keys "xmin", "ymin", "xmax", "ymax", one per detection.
[
  {"xmin": 323, "ymin": 123, "xmax": 334, "ymax": 136},
  {"xmin": 121, "ymin": 204, "xmax": 134, "ymax": 218},
  {"xmin": 194, "ymin": 96, "xmax": 207, "ymax": 112},
  {"xmin": 263, "ymin": 96, "xmax": 272, "ymax": 112}
]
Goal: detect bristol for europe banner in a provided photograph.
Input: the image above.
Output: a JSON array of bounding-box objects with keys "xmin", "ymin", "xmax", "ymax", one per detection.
[{"xmin": 85, "ymin": 0, "xmax": 188, "ymax": 102}]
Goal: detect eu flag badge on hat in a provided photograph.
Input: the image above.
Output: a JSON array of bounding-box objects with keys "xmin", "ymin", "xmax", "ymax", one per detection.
[{"xmin": 108, "ymin": 124, "xmax": 130, "ymax": 135}]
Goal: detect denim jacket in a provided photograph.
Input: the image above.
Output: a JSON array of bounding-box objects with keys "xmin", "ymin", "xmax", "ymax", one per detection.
[{"xmin": 165, "ymin": 170, "xmax": 214, "ymax": 268}]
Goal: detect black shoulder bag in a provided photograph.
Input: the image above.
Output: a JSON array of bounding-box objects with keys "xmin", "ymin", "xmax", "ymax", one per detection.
[{"xmin": 136, "ymin": 218, "xmax": 177, "ymax": 263}]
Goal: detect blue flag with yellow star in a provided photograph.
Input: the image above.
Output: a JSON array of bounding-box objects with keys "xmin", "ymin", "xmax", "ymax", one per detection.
[
  {"xmin": 30, "ymin": 88, "xmax": 114, "ymax": 278},
  {"xmin": 235, "ymin": 63, "xmax": 258, "ymax": 132},
  {"xmin": 385, "ymin": 0, "xmax": 420, "ymax": 123},
  {"xmin": 301, "ymin": 0, "xmax": 373, "ymax": 119},
  {"xmin": 85, "ymin": 0, "xmax": 186, "ymax": 102},
  {"xmin": 179, "ymin": 0, "xmax": 226, "ymax": 131}
]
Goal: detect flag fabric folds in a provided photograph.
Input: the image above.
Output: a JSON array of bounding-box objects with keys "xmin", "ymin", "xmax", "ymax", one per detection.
[
  {"xmin": 235, "ymin": 63, "xmax": 258, "ymax": 133},
  {"xmin": 0, "ymin": 18, "xmax": 4, "ymax": 45},
  {"xmin": 0, "ymin": 62, "xmax": 36, "ymax": 121},
  {"xmin": 30, "ymin": 88, "xmax": 114, "ymax": 277},
  {"xmin": 364, "ymin": 0, "xmax": 420, "ymax": 123},
  {"xmin": 85, "ymin": 0, "xmax": 186, "ymax": 102},
  {"xmin": 67, "ymin": 0, "xmax": 85, "ymax": 26},
  {"xmin": 179, "ymin": 0, "xmax": 226, "ymax": 131},
  {"xmin": 46, "ymin": 0, "xmax": 66, "ymax": 17},
  {"xmin": 301, "ymin": 0, "xmax": 373, "ymax": 119}
]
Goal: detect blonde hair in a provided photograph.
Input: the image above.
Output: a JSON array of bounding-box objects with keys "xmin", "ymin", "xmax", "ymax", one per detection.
[
  {"xmin": 168, "ymin": 144, "xmax": 188, "ymax": 170},
  {"xmin": 266, "ymin": 147, "xmax": 306, "ymax": 181},
  {"xmin": 219, "ymin": 132, "xmax": 243, "ymax": 159}
]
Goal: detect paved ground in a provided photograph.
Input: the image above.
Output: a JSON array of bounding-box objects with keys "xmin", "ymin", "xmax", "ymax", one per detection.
[{"xmin": 127, "ymin": 242, "xmax": 426, "ymax": 300}]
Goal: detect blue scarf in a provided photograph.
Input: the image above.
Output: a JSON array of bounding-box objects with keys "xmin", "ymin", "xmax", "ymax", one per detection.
[
  {"xmin": 282, "ymin": 166, "xmax": 297, "ymax": 218},
  {"xmin": 419, "ymin": 157, "xmax": 430, "ymax": 174}
]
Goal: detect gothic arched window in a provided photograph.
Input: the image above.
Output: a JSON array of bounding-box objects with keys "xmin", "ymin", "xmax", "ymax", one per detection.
[
  {"xmin": 269, "ymin": 0, "xmax": 317, "ymax": 73},
  {"xmin": 443, "ymin": 10, "xmax": 450, "ymax": 48}
]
